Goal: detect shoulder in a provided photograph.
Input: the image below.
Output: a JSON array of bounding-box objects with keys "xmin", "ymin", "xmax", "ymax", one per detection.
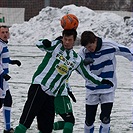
[
  {"xmin": 79, "ymin": 46, "xmax": 86, "ymax": 51},
  {"xmin": 102, "ymin": 38, "xmax": 116, "ymax": 45},
  {"xmin": 78, "ymin": 46, "xmax": 88, "ymax": 59},
  {"xmin": 78, "ymin": 46, "xmax": 86, "ymax": 54},
  {"xmin": 102, "ymin": 38, "xmax": 119, "ymax": 49},
  {"xmin": 51, "ymin": 40, "xmax": 61, "ymax": 46},
  {"xmin": 70, "ymin": 49, "xmax": 82, "ymax": 62}
]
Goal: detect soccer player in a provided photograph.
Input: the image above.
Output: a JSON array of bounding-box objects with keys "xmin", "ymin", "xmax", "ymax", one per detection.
[
  {"xmin": 78, "ymin": 31, "xmax": 133, "ymax": 133},
  {"xmin": 14, "ymin": 29, "xmax": 113, "ymax": 133},
  {"xmin": 0, "ymin": 25, "xmax": 21, "ymax": 133},
  {"xmin": 53, "ymin": 80, "xmax": 76, "ymax": 133}
]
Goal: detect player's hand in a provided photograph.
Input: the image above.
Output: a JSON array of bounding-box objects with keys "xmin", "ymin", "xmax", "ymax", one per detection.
[
  {"xmin": 42, "ymin": 39, "xmax": 51, "ymax": 48},
  {"xmin": 3, "ymin": 74, "xmax": 11, "ymax": 81},
  {"xmin": 83, "ymin": 57, "xmax": 94, "ymax": 66},
  {"xmin": 101, "ymin": 79, "xmax": 114, "ymax": 87},
  {"xmin": 11, "ymin": 60, "xmax": 21, "ymax": 66}
]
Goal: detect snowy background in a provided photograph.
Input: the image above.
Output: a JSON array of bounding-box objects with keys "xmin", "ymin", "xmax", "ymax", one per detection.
[
  {"xmin": 0, "ymin": 4, "xmax": 133, "ymax": 133},
  {"xmin": 9, "ymin": 4, "xmax": 133, "ymax": 47}
]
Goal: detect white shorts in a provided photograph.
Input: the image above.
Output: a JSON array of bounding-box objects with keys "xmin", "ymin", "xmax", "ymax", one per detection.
[{"xmin": 86, "ymin": 91, "xmax": 115, "ymax": 105}]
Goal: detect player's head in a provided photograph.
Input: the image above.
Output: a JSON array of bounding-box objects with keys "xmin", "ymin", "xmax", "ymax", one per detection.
[
  {"xmin": 81, "ymin": 31, "xmax": 97, "ymax": 52},
  {"xmin": 62, "ymin": 29, "xmax": 77, "ymax": 50},
  {"xmin": 0, "ymin": 25, "xmax": 10, "ymax": 42}
]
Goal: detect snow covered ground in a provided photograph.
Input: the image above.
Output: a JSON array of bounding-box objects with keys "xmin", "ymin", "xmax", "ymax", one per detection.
[
  {"xmin": 9, "ymin": 4, "xmax": 133, "ymax": 47},
  {"xmin": 0, "ymin": 45, "xmax": 132, "ymax": 133},
  {"xmin": 0, "ymin": 4, "xmax": 133, "ymax": 133}
]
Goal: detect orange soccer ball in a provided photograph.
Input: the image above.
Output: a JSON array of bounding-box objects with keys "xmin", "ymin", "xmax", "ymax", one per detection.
[{"xmin": 60, "ymin": 14, "xmax": 79, "ymax": 30}]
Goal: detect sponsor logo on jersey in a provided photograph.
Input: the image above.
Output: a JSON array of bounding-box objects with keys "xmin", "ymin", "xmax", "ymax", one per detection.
[
  {"xmin": 56, "ymin": 64, "xmax": 68, "ymax": 75},
  {"xmin": 56, "ymin": 53, "xmax": 75, "ymax": 68}
]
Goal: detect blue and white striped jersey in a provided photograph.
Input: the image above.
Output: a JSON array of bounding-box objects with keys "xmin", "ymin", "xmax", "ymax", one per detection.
[
  {"xmin": 0, "ymin": 39, "xmax": 11, "ymax": 75},
  {"xmin": 0, "ymin": 39, "xmax": 11, "ymax": 97},
  {"xmin": 78, "ymin": 38, "xmax": 133, "ymax": 94}
]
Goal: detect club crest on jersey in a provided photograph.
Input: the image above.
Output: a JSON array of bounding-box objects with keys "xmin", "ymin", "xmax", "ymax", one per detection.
[
  {"xmin": 56, "ymin": 64, "xmax": 68, "ymax": 75},
  {"xmin": 56, "ymin": 53, "xmax": 74, "ymax": 68}
]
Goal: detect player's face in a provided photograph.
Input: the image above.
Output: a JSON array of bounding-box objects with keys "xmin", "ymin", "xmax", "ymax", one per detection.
[
  {"xmin": 85, "ymin": 40, "xmax": 97, "ymax": 52},
  {"xmin": 62, "ymin": 35, "xmax": 75, "ymax": 50},
  {"xmin": 0, "ymin": 27, "xmax": 10, "ymax": 42}
]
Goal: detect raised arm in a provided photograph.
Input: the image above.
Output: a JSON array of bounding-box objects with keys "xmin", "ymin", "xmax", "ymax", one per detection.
[{"xmin": 36, "ymin": 39, "xmax": 61, "ymax": 52}]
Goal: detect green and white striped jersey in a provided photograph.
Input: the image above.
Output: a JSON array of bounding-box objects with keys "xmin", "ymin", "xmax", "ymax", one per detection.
[{"xmin": 32, "ymin": 40, "xmax": 102, "ymax": 96}]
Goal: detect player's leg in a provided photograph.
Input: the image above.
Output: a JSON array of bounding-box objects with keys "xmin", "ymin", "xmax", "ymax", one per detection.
[
  {"xmin": 99, "ymin": 102, "xmax": 113, "ymax": 133},
  {"xmin": 37, "ymin": 93, "xmax": 55, "ymax": 133},
  {"xmin": 60, "ymin": 112, "xmax": 75, "ymax": 133},
  {"xmin": 99, "ymin": 92, "xmax": 114, "ymax": 133},
  {"xmin": 84, "ymin": 104, "xmax": 98, "ymax": 133},
  {"xmin": 14, "ymin": 84, "xmax": 46, "ymax": 133},
  {"xmin": 53, "ymin": 96, "xmax": 65, "ymax": 130},
  {"xmin": 54, "ymin": 96, "xmax": 74, "ymax": 133},
  {"xmin": 84, "ymin": 93, "xmax": 99, "ymax": 133},
  {"xmin": 53, "ymin": 121, "xmax": 65, "ymax": 130},
  {"xmin": 3, "ymin": 90, "xmax": 14, "ymax": 133}
]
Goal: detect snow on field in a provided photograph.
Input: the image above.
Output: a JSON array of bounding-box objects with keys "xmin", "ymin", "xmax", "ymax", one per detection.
[
  {"xmin": 0, "ymin": 45, "xmax": 132, "ymax": 133},
  {"xmin": 9, "ymin": 4, "xmax": 133, "ymax": 47},
  {"xmin": 0, "ymin": 4, "xmax": 133, "ymax": 133}
]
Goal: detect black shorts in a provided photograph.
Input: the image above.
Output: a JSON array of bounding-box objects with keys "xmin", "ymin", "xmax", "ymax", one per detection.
[
  {"xmin": 19, "ymin": 84, "xmax": 55, "ymax": 133},
  {"xmin": 0, "ymin": 90, "xmax": 12, "ymax": 108}
]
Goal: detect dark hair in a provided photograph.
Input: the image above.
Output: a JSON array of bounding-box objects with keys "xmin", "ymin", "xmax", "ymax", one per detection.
[
  {"xmin": 80, "ymin": 31, "xmax": 97, "ymax": 46},
  {"xmin": 62, "ymin": 29, "xmax": 77, "ymax": 41},
  {"xmin": 0, "ymin": 25, "xmax": 9, "ymax": 28}
]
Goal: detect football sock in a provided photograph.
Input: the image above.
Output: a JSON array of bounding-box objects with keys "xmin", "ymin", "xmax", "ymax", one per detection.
[
  {"xmin": 84, "ymin": 123, "xmax": 94, "ymax": 133},
  {"xmin": 3, "ymin": 106, "xmax": 11, "ymax": 130},
  {"xmin": 14, "ymin": 124, "xmax": 27, "ymax": 133},
  {"xmin": 53, "ymin": 121, "xmax": 65, "ymax": 130},
  {"xmin": 99, "ymin": 122, "xmax": 110, "ymax": 133},
  {"xmin": 63, "ymin": 122, "xmax": 73, "ymax": 133}
]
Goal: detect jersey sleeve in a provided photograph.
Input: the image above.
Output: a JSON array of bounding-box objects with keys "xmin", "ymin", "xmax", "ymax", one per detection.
[
  {"xmin": 76, "ymin": 60, "xmax": 102, "ymax": 85},
  {"xmin": 78, "ymin": 47, "xmax": 86, "ymax": 59},
  {"xmin": 35, "ymin": 39, "xmax": 60, "ymax": 52},
  {"xmin": 111, "ymin": 41, "xmax": 133, "ymax": 61}
]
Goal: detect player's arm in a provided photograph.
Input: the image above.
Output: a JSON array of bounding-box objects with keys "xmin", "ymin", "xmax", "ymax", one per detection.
[
  {"xmin": 0, "ymin": 64, "xmax": 11, "ymax": 81},
  {"xmin": 78, "ymin": 47, "xmax": 94, "ymax": 66},
  {"xmin": 76, "ymin": 60, "xmax": 113, "ymax": 86},
  {"xmin": 9, "ymin": 59, "xmax": 21, "ymax": 66},
  {"xmin": 36, "ymin": 39, "xmax": 51, "ymax": 50},
  {"xmin": 111, "ymin": 41, "xmax": 133, "ymax": 61},
  {"xmin": 83, "ymin": 57, "xmax": 94, "ymax": 65},
  {"xmin": 36, "ymin": 39, "xmax": 61, "ymax": 52},
  {"xmin": 0, "ymin": 48, "xmax": 11, "ymax": 81}
]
